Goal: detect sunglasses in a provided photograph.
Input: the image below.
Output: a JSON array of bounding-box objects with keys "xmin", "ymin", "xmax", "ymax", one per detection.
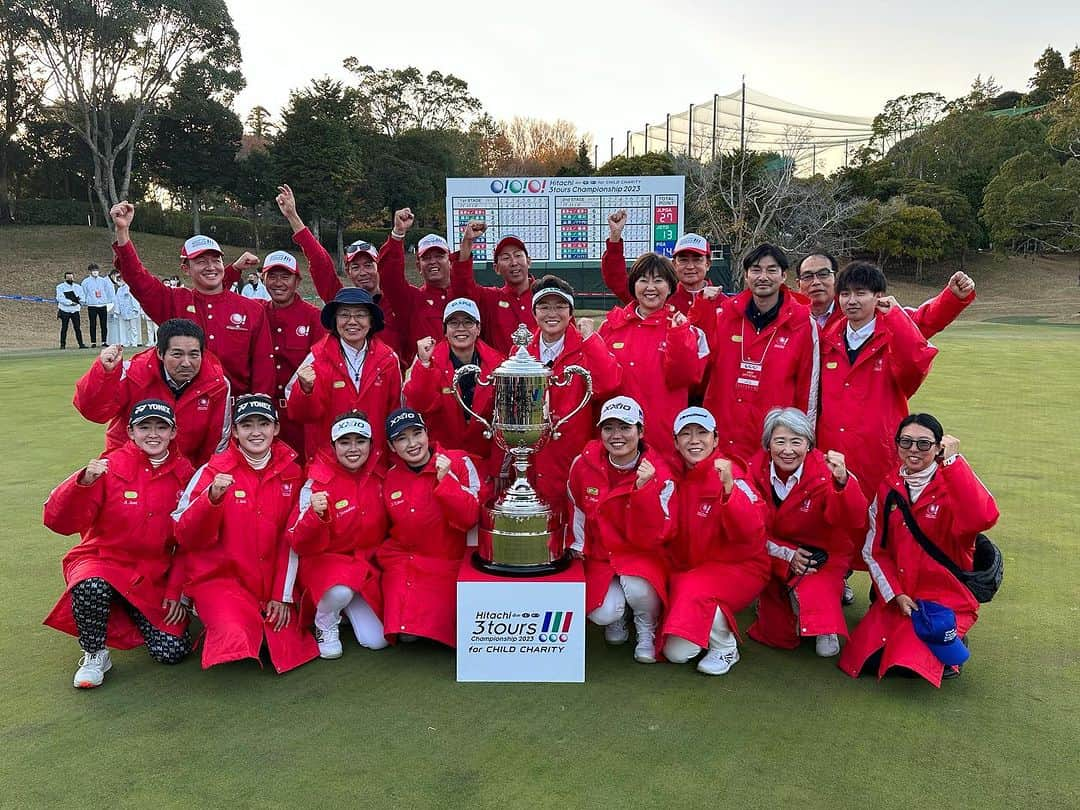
[
  {"xmin": 345, "ymin": 243, "xmax": 375, "ymax": 257},
  {"xmin": 896, "ymin": 436, "xmax": 936, "ymax": 451}
]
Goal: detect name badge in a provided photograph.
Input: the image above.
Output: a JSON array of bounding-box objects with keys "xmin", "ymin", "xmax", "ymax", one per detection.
[
  {"xmin": 390, "ymin": 490, "xmax": 403, "ymax": 500},
  {"xmin": 335, "ymin": 499, "xmax": 349, "ymax": 509},
  {"xmin": 234, "ymin": 490, "xmax": 246, "ymax": 499},
  {"xmin": 739, "ymin": 361, "xmax": 762, "ymax": 373},
  {"xmin": 498, "ymin": 300, "xmax": 510, "ymax": 308},
  {"xmin": 333, "ymin": 380, "xmax": 346, "ymax": 389},
  {"xmin": 730, "ymin": 335, "xmax": 742, "ymax": 343},
  {"xmin": 826, "ymin": 362, "xmax": 838, "ymax": 369},
  {"xmin": 186, "ymin": 305, "xmax": 197, "ymax": 314},
  {"xmin": 612, "ymin": 342, "xmax": 624, "ymax": 349},
  {"xmin": 124, "ymin": 490, "xmax": 138, "ymax": 500}
]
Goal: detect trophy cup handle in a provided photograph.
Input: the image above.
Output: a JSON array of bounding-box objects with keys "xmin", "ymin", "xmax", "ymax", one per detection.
[
  {"xmin": 549, "ymin": 364, "xmax": 593, "ymax": 440},
  {"xmin": 451, "ymin": 365, "xmax": 495, "ymax": 438}
]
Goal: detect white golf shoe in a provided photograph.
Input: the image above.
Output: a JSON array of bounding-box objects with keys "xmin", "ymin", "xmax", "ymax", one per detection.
[{"xmin": 73, "ymin": 649, "xmax": 112, "ymax": 688}]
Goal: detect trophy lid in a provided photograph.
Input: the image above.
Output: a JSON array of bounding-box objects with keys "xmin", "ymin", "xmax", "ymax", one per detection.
[{"xmin": 490, "ymin": 324, "xmax": 550, "ymax": 378}]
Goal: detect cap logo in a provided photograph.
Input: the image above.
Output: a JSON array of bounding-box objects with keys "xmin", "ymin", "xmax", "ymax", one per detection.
[{"xmin": 390, "ymin": 411, "xmax": 418, "ymax": 426}]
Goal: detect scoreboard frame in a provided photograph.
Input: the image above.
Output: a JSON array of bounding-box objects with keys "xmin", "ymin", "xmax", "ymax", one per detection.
[{"xmin": 445, "ymin": 176, "xmax": 686, "ymax": 262}]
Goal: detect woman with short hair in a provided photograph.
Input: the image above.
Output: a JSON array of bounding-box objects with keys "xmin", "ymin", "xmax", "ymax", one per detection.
[
  {"xmin": 747, "ymin": 407, "xmax": 868, "ymax": 658},
  {"xmin": 839, "ymin": 413, "xmax": 999, "ymax": 685},
  {"xmin": 598, "ymin": 253, "xmax": 709, "ymax": 473},
  {"xmin": 288, "ymin": 411, "xmax": 389, "ymax": 659},
  {"xmin": 660, "ymin": 406, "xmax": 770, "ymax": 675}
]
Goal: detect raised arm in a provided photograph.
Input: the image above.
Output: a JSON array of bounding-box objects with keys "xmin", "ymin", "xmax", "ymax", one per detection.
[{"xmin": 110, "ymin": 202, "xmax": 172, "ymax": 324}]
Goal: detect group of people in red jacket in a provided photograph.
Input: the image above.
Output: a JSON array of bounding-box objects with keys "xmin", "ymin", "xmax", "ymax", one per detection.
[{"xmin": 43, "ymin": 188, "xmax": 998, "ymax": 691}]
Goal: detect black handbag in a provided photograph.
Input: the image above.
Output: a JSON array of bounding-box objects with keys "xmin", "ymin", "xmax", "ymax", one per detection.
[{"xmin": 882, "ymin": 489, "xmax": 1003, "ymax": 603}]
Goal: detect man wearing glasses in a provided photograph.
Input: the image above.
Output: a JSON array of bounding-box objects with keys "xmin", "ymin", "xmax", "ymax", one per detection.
[
  {"xmin": 796, "ymin": 250, "xmax": 976, "ymax": 337},
  {"xmin": 691, "ymin": 244, "xmax": 819, "ymax": 460}
]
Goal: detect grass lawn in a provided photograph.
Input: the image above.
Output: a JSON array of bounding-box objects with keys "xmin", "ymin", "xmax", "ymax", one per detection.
[{"xmin": 0, "ymin": 322, "xmax": 1076, "ymax": 808}]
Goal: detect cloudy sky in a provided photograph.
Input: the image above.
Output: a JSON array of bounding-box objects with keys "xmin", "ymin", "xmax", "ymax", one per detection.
[{"xmin": 229, "ymin": 0, "xmax": 1078, "ymax": 156}]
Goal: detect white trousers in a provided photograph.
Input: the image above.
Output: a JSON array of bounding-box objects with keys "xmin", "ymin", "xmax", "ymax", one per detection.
[
  {"xmin": 143, "ymin": 317, "xmax": 158, "ymax": 346},
  {"xmin": 588, "ymin": 575, "xmax": 660, "ymax": 628},
  {"xmin": 119, "ymin": 317, "xmax": 141, "ymax": 347},
  {"xmin": 315, "ymin": 584, "xmax": 387, "ymax": 649},
  {"xmin": 663, "ymin": 608, "xmax": 737, "ymax": 663}
]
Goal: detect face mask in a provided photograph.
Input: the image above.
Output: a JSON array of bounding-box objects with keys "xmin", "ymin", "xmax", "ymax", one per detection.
[{"xmin": 90, "ymin": 271, "xmax": 100, "ymax": 277}]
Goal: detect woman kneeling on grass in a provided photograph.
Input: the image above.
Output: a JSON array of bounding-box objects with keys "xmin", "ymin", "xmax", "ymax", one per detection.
[
  {"xmin": 288, "ymin": 411, "xmax": 389, "ymax": 659},
  {"xmin": 660, "ymin": 407, "xmax": 770, "ymax": 676},
  {"xmin": 377, "ymin": 408, "xmax": 481, "ymax": 647},
  {"xmin": 43, "ymin": 399, "xmax": 194, "ymax": 688},
  {"xmin": 838, "ymin": 413, "xmax": 999, "ymax": 686},
  {"xmin": 174, "ymin": 395, "xmax": 318, "ymax": 674},
  {"xmin": 567, "ymin": 396, "xmax": 675, "ymax": 664},
  {"xmin": 746, "ymin": 407, "xmax": 868, "ymax": 659}
]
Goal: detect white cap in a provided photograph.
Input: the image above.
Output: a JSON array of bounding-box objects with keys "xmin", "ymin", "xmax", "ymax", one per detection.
[
  {"xmin": 443, "ymin": 297, "xmax": 481, "ymax": 324},
  {"xmin": 598, "ymin": 396, "xmax": 644, "ymax": 426},
  {"xmin": 331, "ymin": 416, "xmax": 373, "ymax": 442},
  {"xmin": 262, "ymin": 250, "xmax": 298, "ymax": 274},
  {"xmin": 532, "ymin": 287, "xmax": 574, "ymax": 310},
  {"xmin": 418, "ymin": 234, "xmax": 450, "ymax": 256},
  {"xmin": 673, "ymin": 233, "xmax": 709, "ymax": 256},
  {"xmin": 673, "ymin": 406, "xmax": 716, "ymax": 434},
  {"xmin": 181, "ymin": 235, "xmax": 222, "ymax": 259}
]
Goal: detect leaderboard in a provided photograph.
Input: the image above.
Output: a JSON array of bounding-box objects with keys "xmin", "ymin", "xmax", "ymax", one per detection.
[{"xmin": 446, "ymin": 176, "xmax": 686, "ymax": 262}]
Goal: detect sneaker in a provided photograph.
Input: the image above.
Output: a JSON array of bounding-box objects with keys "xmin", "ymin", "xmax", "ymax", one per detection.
[
  {"xmin": 73, "ymin": 649, "xmax": 112, "ymax": 688},
  {"xmin": 842, "ymin": 582, "xmax": 855, "ymax": 605},
  {"xmin": 697, "ymin": 647, "xmax": 739, "ymax": 675},
  {"xmin": 815, "ymin": 633, "xmax": 841, "ymax": 657},
  {"xmin": 942, "ymin": 664, "xmax": 962, "ymax": 680},
  {"xmin": 633, "ymin": 636, "xmax": 657, "ymax": 664},
  {"xmin": 604, "ymin": 616, "xmax": 629, "ymax": 645},
  {"xmin": 314, "ymin": 625, "xmax": 342, "ymax": 659}
]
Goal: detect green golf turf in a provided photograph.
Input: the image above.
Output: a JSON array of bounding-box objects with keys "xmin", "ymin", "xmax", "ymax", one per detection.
[{"xmin": 1, "ymin": 322, "xmax": 1077, "ymax": 808}]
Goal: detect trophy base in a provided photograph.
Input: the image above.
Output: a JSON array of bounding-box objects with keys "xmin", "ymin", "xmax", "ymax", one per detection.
[{"xmin": 471, "ymin": 550, "xmax": 572, "ymax": 578}]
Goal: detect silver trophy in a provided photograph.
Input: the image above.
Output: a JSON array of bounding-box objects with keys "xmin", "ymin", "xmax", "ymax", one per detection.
[{"xmin": 453, "ymin": 324, "xmax": 592, "ymax": 576}]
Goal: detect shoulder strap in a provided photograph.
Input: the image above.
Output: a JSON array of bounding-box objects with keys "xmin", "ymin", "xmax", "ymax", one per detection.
[{"xmin": 883, "ymin": 489, "xmax": 968, "ymax": 581}]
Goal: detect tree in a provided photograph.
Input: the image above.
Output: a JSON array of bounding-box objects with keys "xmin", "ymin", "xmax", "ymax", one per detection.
[
  {"xmin": 272, "ymin": 78, "xmax": 364, "ymax": 260},
  {"xmin": 1047, "ymin": 80, "xmax": 1080, "ymax": 159},
  {"xmin": 148, "ymin": 62, "xmax": 243, "ymax": 232},
  {"xmin": 1027, "ymin": 46, "xmax": 1072, "ymax": 106},
  {"xmin": 596, "ymin": 152, "xmax": 675, "ymax": 176},
  {"xmin": 946, "ymin": 75, "xmax": 1002, "ymax": 113},
  {"xmin": 466, "ymin": 114, "xmax": 513, "ymax": 174},
  {"xmin": 501, "ymin": 116, "xmax": 582, "ymax": 175},
  {"xmin": 245, "ymin": 105, "xmax": 274, "ymax": 139},
  {"xmin": 343, "ymin": 63, "xmax": 481, "ymax": 137},
  {"xmin": 981, "ymin": 152, "xmax": 1080, "ymax": 253},
  {"xmin": 234, "ymin": 148, "xmax": 278, "ymax": 250},
  {"xmin": 900, "ymin": 180, "xmax": 980, "ymax": 263},
  {"xmin": 864, "ymin": 200, "xmax": 950, "ymax": 277},
  {"xmin": 555, "ymin": 139, "xmax": 593, "ymax": 176},
  {"xmin": 1, "ymin": 4, "xmax": 47, "ymax": 222},
  {"xmin": 17, "ymin": 0, "xmax": 242, "ymax": 224},
  {"xmin": 872, "ymin": 92, "xmax": 947, "ymax": 152}
]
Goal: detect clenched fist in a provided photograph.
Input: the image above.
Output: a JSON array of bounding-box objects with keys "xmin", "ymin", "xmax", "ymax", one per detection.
[
  {"xmin": 233, "ymin": 252, "xmax": 260, "ymax": 271},
  {"xmin": 110, "ymin": 202, "xmax": 134, "ymax": 230},
  {"xmin": 99, "ymin": 344, "xmax": 124, "ymax": 372},
  {"xmin": 714, "ymin": 457, "xmax": 734, "ymax": 494},
  {"xmin": 310, "ymin": 491, "xmax": 329, "ymax": 517},
  {"xmin": 940, "ymin": 434, "xmax": 960, "ymax": 459},
  {"xmin": 607, "ymin": 209, "xmax": 627, "ymax": 242},
  {"xmin": 669, "ymin": 310, "xmax": 688, "ymax": 328},
  {"xmin": 209, "ymin": 473, "xmax": 234, "ymax": 502},
  {"xmin": 462, "ymin": 220, "xmax": 487, "ymax": 241},
  {"xmin": 79, "ymin": 458, "xmax": 109, "ymax": 485},
  {"xmin": 701, "ymin": 285, "xmax": 722, "ymax": 300},
  {"xmin": 824, "ymin": 450, "xmax": 848, "ymax": 486},
  {"xmin": 416, "ymin": 337, "xmax": 436, "ymax": 366},
  {"xmin": 296, "ymin": 364, "xmax": 316, "ymax": 394},
  {"xmin": 576, "ymin": 317, "xmax": 595, "ymax": 338},
  {"xmin": 434, "ymin": 453, "xmax": 452, "ymax": 481},
  {"xmin": 394, "ymin": 208, "xmax": 415, "ymax": 235},
  {"xmin": 875, "ymin": 295, "xmax": 900, "ymax": 315},
  {"xmin": 635, "ymin": 458, "xmax": 656, "ymax": 489},
  {"xmin": 947, "ymin": 271, "xmax": 974, "ymax": 299}
]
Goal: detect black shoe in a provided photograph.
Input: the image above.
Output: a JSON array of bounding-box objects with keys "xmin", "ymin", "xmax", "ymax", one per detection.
[
  {"xmin": 90, "ymin": 343, "xmax": 97, "ymax": 348},
  {"xmin": 942, "ymin": 664, "xmax": 962, "ymax": 680},
  {"xmin": 78, "ymin": 344, "xmax": 88, "ymax": 349}
]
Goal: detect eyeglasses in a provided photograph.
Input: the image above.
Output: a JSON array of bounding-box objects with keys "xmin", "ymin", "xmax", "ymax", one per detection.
[
  {"xmin": 336, "ymin": 311, "xmax": 372, "ymax": 322},
  {"xmin": 896, "ymin": 436, "xmax": 936, "ymax": 451},
  {"xmin": 536, "ymin": 303, "xmax": 570, "ymax": 314},
  {"xmin": 797, "ymin": 269, "xmax": 834, "ymax": 282}
]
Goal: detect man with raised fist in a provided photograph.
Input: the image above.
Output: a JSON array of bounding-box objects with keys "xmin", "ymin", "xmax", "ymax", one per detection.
[{"xmin": 109, "ymin": 201, "xmax": 274, "ymax": 396}]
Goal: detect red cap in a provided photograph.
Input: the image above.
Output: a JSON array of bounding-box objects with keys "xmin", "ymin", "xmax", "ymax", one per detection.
[{"xmin": 494, "ymin": 235, "xmax": 528, "ymax": 258}]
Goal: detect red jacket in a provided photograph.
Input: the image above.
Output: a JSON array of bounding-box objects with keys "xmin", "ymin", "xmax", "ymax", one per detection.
[
  {"xmin": 691, "ymin": 288, "xmax": 820, "ymax": 460},
  {"xmin": 450, "ymin": 255, "xmax": 534, "ymax": 354},
  {"xmin": 747, "ymin": 449, "xmax": 868, "ymax": 572},
  {"xmin": 378, "ymin": 447, "xmax": 481, "ymax": 646},
  {"xmin": 42, "ymin": 441, "xmax": 194, "ymax": 648},
  {"xmin": 293, "ymin": 228, "xmax": 405, "ymax": 361},
  {"xmin": 402, "ymin": 339, "xmax": 502, "ymax": 462},
  {"xmin": 602, "ymin": 239, "xmax": 719, "ymax": 315},
  {"xmin": 598, "ymin": 302, "xmax": 707, "ymax": 472},
  {"xmin": 378, "ymin": 236, "xmax": 452, "ymax": 362},
  {"xmin": 73, "ymin": 347, "xmax": 230, "ymax": 468},
  {"xmin": 285, "ymin": 334, "xmax": 403, "ymax": 464},
  {"xmin": 567, "ymin": 441, "xmax": 675, "ymax": 612},
  {"xmin": 839, "ymin": 455, "xmax": 998, "ymax": 684},
  {"xmin": 173, "ymin": 442, "xmax": 302, "ymax": 604},
  {"xmin": 287, "ymin": 451, "xmax": 388, "ymax": 611},
  {"xmin": 816, "ymin": 307, "xmax": 938, "ymax": 500},
  {"xmin": 818, "ymin": 285, "xmax": 975, "ymax": 338},
  {"xmin": 524, "ymin": 325, "xmax": 622, "ymax": 517},
  {"xmin": 112, "ymin": 240, "xmax": 274, "ymax": 396}
]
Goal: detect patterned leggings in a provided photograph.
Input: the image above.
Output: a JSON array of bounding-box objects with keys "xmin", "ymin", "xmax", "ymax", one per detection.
[{"xmin": 70, "ymin": 578, "xmax": 191, "ymax": 664}]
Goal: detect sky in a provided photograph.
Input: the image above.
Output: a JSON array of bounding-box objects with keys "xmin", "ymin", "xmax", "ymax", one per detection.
[{"xmin": 229, "ymin": 0, "xmax": 1079, "ymax": 162}]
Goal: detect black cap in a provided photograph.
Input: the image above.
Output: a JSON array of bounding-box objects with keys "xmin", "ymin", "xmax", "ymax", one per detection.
[
  {"xmin": 321, "ymin": 287, "xmax": 384, "ymax": 334},
  {"xmin": 129, "ymin": 399, "xmax": 176, "ymax": 427},
  {"xmin": 385, "ymin": 407, "xmax": 425, "ymax": 440},
  {"xmin": 233, "ymin": 394, "xmax": 278, "ymax": 424}
]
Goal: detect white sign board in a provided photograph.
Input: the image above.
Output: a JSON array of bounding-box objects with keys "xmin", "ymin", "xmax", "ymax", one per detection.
[
  {"xmin": 456, "ymin": 559, "xmax": 586, "ymax": 683},
  {"xmin": 446, "ymin": 176, "xmax": 685, "ymax": 262}
]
